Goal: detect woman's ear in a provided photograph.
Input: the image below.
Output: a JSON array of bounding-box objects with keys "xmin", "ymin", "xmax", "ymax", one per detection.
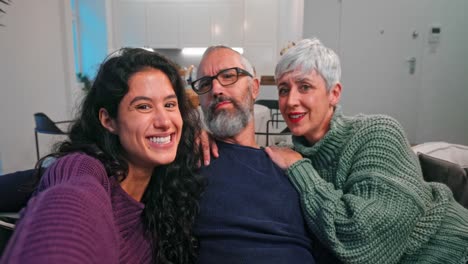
[
  {"xmin": 99, "ymin": 108, "xmax": 118, "ymax": 134},
  {"xmin": 329, "ymin": 83, "xmax": 342, "ymax": 106}
]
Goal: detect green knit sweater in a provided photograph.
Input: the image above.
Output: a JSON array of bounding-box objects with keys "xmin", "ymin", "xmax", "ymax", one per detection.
[{"xmin": 287, "ymin": 106, "xmax": 468, "ymax": 264}]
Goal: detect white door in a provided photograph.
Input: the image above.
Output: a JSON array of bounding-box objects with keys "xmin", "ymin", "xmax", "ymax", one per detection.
[{"xmin": 339, "ymin": 0, "xmax": 426, "ymax": 143}]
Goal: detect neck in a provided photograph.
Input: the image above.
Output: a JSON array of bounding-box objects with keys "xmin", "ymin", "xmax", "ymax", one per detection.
[
  {"xmin": 120, "ymin": 166, "xmax": 152, "ymax": 202},
  {"xmin": 305, "ymin": 107, "xmax": 335, "ymax": 144},
  {"xmin": 218, "ymin": 119, "xmax": 259, "ymax": 148}
]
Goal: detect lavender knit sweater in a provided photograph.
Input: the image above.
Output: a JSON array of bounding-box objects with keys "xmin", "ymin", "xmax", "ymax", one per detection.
[{"xmin": 0, "ymin": 153, "xmax": 152, "ymax": 264}]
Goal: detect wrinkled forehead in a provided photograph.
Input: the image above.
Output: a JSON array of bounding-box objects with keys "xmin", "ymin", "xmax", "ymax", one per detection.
[{"xmin": 198, "ymin": 49, "xmax": 243, "ymax": 78}]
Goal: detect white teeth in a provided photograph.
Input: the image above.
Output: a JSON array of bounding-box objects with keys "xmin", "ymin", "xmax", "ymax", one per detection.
[
  {"xmin": 290, "ymin": 114, "xmax": 305, "ymax": 118},
  {"xmin": 149, "ymin": 136, "xmax": 171, "ymax": 144}
]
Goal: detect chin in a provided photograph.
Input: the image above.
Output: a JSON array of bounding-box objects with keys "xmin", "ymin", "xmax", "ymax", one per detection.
[
  {"xmin": 158, "ymin": 156, "xmax": 177, "ymax": 166},
  {"xmin": 147, "ymin": 152, "xmax": 176, "ymax": 167},
  {"xmin": 289, "ymin": 127, "xmax": 305, "ymax": 137}
]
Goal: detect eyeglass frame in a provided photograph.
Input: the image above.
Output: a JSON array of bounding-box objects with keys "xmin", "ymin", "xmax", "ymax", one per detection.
[{"xmin": 191, "ymin": 67, "xmax": 253, "ymax": 95}]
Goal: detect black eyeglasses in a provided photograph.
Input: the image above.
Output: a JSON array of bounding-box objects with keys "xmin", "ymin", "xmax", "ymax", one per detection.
[{"xmin": 191, "ymin": 67, "xmax": 253, "ymax": 95}]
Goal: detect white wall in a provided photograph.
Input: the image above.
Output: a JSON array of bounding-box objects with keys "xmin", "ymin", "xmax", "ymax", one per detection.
[
  {"xmin": 303, "ymin": 0, "xmax": 468, "ymax": 145},
  {"xmin": 416, "ymin": 0, "xmax": 468, "ymax": 145},
  {"xmin": 0, "ymin": 0, "xmax": 75, "ymax": 173}
]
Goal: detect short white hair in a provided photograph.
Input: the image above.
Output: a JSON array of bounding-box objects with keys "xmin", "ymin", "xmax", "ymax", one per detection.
[
  {"xmin": 275, "ymin": 38, "xmax": 341, "ymax": 91},
  {"xmin": 202, "ymin": 45, "xmax": 255, "ymax": 76}
]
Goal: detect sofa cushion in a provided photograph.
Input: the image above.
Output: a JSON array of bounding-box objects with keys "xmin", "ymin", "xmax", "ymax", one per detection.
[
  {"xmin": 413, "ymin": 142, "xmax": 468, "ymax": 167},
  {"xmin": 418, "ymin": 152, "xmax": 468, "ymax": 208},
  {"xmin": 0, "ymin": 169, "xmax": 36, "ymax": 212}
]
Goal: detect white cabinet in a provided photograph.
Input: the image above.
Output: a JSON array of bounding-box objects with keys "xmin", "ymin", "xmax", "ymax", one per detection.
[
  {"xmin": 180, "ymin": 1, "xmax": 244, "ymax": 47},
  {"xmin": 244, "ymin": 0, "xmax": 277, "ymax": 45},
  {"xmin": 179, "ymin": 4, "xmax": 212, "ymax": 47},
  {"xmin": 211, "ymin": 1, "xmax": 244, "ymax": 47},
  {"xmin": 112, "ymin": 1, "xmax": 146, "ymax": 48},
  {"xmin": 147, "ymin": 3, "xmax": 180, "ymax": 48},
  {"xmin": 110, "ymin": 0, "xmax": 295, "ymax": 79},
  {"xmin": 112, "ymin": 0, "xmax": 245, "ymax": 49},
  {"xmin": 243, "ymin": 0, "xmax": 279, "ymax": 76}
]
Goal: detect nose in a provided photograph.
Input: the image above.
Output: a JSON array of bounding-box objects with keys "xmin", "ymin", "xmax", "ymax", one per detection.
[
  {"xmin": 210, "ymin": 78, "xmax": 225, "ymax": 96},
  {"xmin": 285, "ymin": 87, "xmax": 300, "ymax": 107},
  {"xmin": 153, "ymin": 111, "xmax": 170, "ymax": 129}
]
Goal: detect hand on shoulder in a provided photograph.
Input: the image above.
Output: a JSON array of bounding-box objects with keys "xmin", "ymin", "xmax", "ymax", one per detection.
[{"xmin": 265, "ymin": 146, "xmax": 303, "ymax": 170}]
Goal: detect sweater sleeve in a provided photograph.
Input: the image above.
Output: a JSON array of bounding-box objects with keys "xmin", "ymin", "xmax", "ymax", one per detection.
[
  {"xmin": 287, "ymin": 116, "xmax": 450, "ymax": 264},
  {"xmin": 0, "ymin": 153, "xmax": 119, "ymax": 264}
]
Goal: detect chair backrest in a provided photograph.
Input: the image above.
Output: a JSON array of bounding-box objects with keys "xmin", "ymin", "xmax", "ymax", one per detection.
[
  {"xmin": 254, "ymin": 99, "xmax": 279, "ymax": 110},
  {"xmin": 34, "ymin": 113, "xmax": 66, "ymax": 135}
]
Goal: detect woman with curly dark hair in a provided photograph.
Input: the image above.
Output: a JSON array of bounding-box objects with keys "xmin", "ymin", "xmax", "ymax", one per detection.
[{"xmin": 0, "ymin": 48, "xmax": 204, "ymax": 264}]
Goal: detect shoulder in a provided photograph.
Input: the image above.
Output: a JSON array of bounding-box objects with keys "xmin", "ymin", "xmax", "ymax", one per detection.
[
  {"xmin": 349, "ymin": 114, "xmax": 407, "ymax": 140},
  {"xmin": 37, "ymin": 153, "xmax": 110, "ymax": 194},
  {"xmin": 351, "ymin": 113, "xmax": 402, "ymax": 129},
  {"xmin": 7, "ymin": 173, "xmax": 118, "ymax": 263},
  {"xmin": 33, "ymin": 153, "xmax": 113, "ymax": 214},
  {"xmin": 28, "ymin": 153, "xmax": 115, "ymax": 231},
  {"xmin": 342, "ymin": 114, "xmax": 413, "ymax": 160}
]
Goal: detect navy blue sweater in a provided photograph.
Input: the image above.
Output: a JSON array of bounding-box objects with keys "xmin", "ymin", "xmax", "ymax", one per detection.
[{"xmin": 195, "ymin": 141, "xmax": 315, "ymax": 264}]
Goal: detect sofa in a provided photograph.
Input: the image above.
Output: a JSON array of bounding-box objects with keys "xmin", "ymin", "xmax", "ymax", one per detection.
[{"xmin": 412, "ymin": 141, "xmax": 468, "ymax": 208}]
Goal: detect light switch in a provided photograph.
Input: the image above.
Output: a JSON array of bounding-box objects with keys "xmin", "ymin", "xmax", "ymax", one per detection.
[{"xmin": 428, "ymin": 25, "xmax": 441, "ymax": 44}]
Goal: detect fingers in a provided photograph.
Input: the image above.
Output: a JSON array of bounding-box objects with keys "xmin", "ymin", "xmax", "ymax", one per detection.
[
  {"xmin": 264, "ymin": 146, "xmax": 302, "ymax": 170},
  {"xmin": 210, "ymin": 139, "xmax": 219, "ymax": 158},
  {"xmin": 195, "ymin": 136, "xmax": 202, "ymax": 167},
  {"xmin": 264, "ymin": 146, "xmax": 280, "ymax": 156},
  {"xmin": 264, "ymin": 146, "xmax": 286, "ymax": 170},
  {"xmin": 264, "ymin": 146, "xmax": 273, "ymax": 158},
  {"xmin": 200, "ymin": 130, "xmax": 211, "ymax": 166}
]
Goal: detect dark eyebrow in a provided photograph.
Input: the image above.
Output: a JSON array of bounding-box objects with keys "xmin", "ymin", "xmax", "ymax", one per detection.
[
  {"xmin": 128, "ymin": 94, "xmax": 178, "ymax": 105},
  {"xmin": 129, "ymin": 96, "xmax": 151, "ymax": 105},
  {"xmin": 165, "ymin": 94, "xmax": 178, "ymax": 101}
]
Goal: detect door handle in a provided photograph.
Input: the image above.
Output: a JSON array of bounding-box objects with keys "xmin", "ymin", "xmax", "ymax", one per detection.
[{"xmin": 407, "ymin": 57, "xmax": 416, "ymax": 75}]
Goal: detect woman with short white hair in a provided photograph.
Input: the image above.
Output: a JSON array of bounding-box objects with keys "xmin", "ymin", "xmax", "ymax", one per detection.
[{"xmin": 265, "ymin": 38, "xmax": 468, "ymax": 264}]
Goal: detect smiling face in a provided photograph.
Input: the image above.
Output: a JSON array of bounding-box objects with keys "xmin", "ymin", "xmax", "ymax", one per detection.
[
  {"xmin": 100, "ymin": 68, "xmax": 183, "ymax": 174},
  {"xmin": 277, "ymin": 69, "xmax": 341, "ymax": 143}
]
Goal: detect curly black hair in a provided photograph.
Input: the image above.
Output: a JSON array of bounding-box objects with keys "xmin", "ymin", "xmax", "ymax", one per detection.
[{"xmin": 39, "ymin": 48, "xmax": 204, "ymax": 263}]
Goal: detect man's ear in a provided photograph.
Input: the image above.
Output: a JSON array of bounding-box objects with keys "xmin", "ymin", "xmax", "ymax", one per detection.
[
  {"xmin": 99, "ymin": 108, "xmax": 118, "ymax": 134},
  {"xmin": 329, "ymin": 83, "xmax": 342, "ymax": 106},
  {"xmin": 251, "ymin": 77, "xmax": 260, "ymax": 101}
]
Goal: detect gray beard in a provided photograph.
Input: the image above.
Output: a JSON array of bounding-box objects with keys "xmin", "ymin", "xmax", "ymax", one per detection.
[{"xmin": 204, "ymin": 94, "xmax": 253, "ymax": 139}]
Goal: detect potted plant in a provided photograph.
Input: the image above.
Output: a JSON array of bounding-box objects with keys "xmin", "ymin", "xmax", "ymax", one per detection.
[{"xmin": 76, "ymin": 72, "xmax": 92, "ymax": 93}]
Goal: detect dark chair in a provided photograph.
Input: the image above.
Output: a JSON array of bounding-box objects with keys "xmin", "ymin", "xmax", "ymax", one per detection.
[
  {"xmin": 254, "ymin": 100, "xmax": 282, "ymax": 127},
  {"xmin": 254, "ymin": 100, "xmax": 290, "ymax": 145},
  {"xmin": 0, "ymin": 169, "xmax": 36, "ymax": 257},
  {"xmin": 34, "ymin": 113, "xmax": 72, "ymax": 160},
  {"xmin": 255, "ymin": 119, "xmax": 291, "ymax": 146},
  {"xmin": 0, "ymin": 216, "xmax": 15, "ymax": 258}
]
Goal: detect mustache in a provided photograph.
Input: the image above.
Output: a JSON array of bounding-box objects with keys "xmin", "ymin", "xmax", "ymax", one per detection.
[{"xmin": 209, "ymin": 95, "xmax": 235, "ymax": 112}]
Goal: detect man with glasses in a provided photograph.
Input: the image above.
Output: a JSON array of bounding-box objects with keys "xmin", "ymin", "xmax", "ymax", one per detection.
[{"xmin": 191, "ymin": 45, "xmax": 318, "ymax": 263}]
